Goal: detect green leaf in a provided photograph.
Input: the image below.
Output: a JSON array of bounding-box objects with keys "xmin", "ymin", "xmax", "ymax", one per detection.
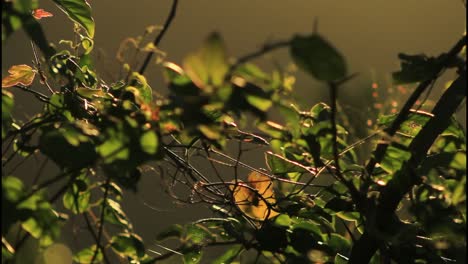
[
  {"xmin": 73, "ymin": 245, "xmax": 102, "ymax": 264},
  {"xmin": 185, "ymin": 224, "xmax": 213, "ymax": 245},
  {"xmin": 290, "ymin": 34, "xmax": 347, "ymax": 81},
  {"xmin": 156, "ymin": 224, "xmax": 183, "ymax": 241},
  {"xmin": 103, "ymin": 199, "xmax": 131, "ymax": 228},
  {"xmin": 328, "ymin": 233, "xmax": 351, "ymax": 255},
  {"xmin": 111, "ymin": 233, "xmax": 145, "ymax": 259},
  {"xmin": 52, "ymin": 0, "xmax": 95, "ymax": 38},
  {"xmin": 201, "ymin": 32, "xmax": 228, "ymax": 86},
  {"xmin": 380, "ymin": 146, "xmax": 411, "ymax": 174},
  {"xmin": 20, "ymin": 201, "xmax": 62, "ymax": 246},
  {"xmin": 245, "ymin": 93, "xmax": 272, "ymax": 112},
  {"xmin": 235, "ymin": 63, "xmax": 269, "ymax": 82},
  {"xmin": 183, "ymin": 32, "xmax": 228, "ymax": 88},
  {"xmin": 310, "ymin": 103, "xmax": 331, "ymax": 122},
  {"xmin": 140, "ymin": 130, "xmax": 159, "ymax": 154},
  {"xmin": 1, "ymin": 90, "xmax": 14, "ymax": 139},
  {"xmin": 97, "ymin": 126, "xmax": 129, "ymax": 163},
  {"xmin": 334, "ymin": 253, "xmax": 349, "ymax": 264},
  {"xmin": 62, "ymin": 186, "xmax": 90, "ymax": 214},
  {"xmin": 291, "ymin": 221, "xmax": 322, "ymax": 237},
  {"xmin": 265, "ymin": 151, "xmax": 309, "ymax": 174},
  {"xmin": 40, "ymin": 125, "xmax": 97, "ymax": 169},
  {"xmin": 212, "ymin": 244, "xmax": 242, "ymax": 264},
  {"xmin": 274, "ymin": 214, "xmax": 292, "ymax": 227},
  {"xmin": 392, "ymin": 53, "xmax": 441, "ymax": 84},
  {"xmin": 336, "ymin": 212, "xmax": 360, "ymax": 222},
  {"xmin": 128, "ymin": 72, "xmax": 153, "ymax": 104},
  {"xmin": 2, "ymin": 176, "xmax": 25, "ymax": 202},
  {"xmin": 183, "ymin": 248, "xmax": 202, "ymax": 264}
]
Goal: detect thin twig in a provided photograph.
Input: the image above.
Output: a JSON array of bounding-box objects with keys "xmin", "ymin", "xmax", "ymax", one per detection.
[
  {"xmin": 225, "ymin": 39, "xmax": 291, "ymax": 81},
  {"xmin": 152, "ymin": 240, "xmax": 239, "ymax": 261},
  {"xmin": 90, "ymin": 176, "xmax": 111, "ymax": 263},
  {"xmin": 327, "ymin": 81, "xmax": 362, "ymax": 208},
  {"xmin": 31, "ymin": 41, "xmax": 54, "ymax": 94},
  {"xmin": 83, "ymin": 212, "xmax": 112, "ymax": 264},
  {"xmin": 13, "ymin": 85, "xmax": 49, "ymax": 103},
  {"xmin": 138, "ymin": 0, "xmax": 179, "ymax": 75}
]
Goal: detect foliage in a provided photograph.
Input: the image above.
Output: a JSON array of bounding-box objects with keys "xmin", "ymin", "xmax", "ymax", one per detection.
[{"xmin": 2, "ymin": 1, "xmax": 466, "ymax": 263}]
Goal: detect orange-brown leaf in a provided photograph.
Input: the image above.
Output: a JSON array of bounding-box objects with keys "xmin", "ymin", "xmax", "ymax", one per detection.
[
  {"xmin": 2, "ymin": 65, "xmax": 36, "ymax": 88},
  {"xmin": 32, "ymin": 9, "xmax": 53, "ymax": 20},
  {"xmin": 231, "ymin": 171, "xmax": 279, "ymax": 221}
]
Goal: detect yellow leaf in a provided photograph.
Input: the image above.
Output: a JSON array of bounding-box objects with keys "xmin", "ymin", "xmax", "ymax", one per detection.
[
  {"xmin": 231, "ymin": 171, "xmax": 279, "ymax": 221},
  {"xmin": 2, "ymin": 65, "xmax": 36, "ymax": 88}
]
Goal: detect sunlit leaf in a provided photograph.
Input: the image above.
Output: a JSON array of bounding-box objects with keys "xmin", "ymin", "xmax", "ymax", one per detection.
[
  {"xmin": 183, "ymin": 32, "xmax": 229, "ymax": 89},
  {"xmin": 231, "ymin": 171, "xmax": 279, "ymax": 221},
  {"xmin": 274, "ymin": 214, "xmax": 292, "ymax": 227},
  {"xmin": 334, "ymin": 253, "xmax": 349, "ymax": 264},
  {"xmin": 265, "ymin": 151, "xmax": 309, "ymax": 174},
  {"xmin": 140, "ymin": 130, "xmax": 158, "ymax": 154},
  {"xmin": 52, "ymin": 0, "xmax": 95, "ymax": 38},
  {"xmin": 73, "ymin": 245, "xmax": 102, "ymax": 264},
  {"xmin": 104, "ymin": 198, "xmax": 131, "ymax": 228},
  {"xmin": 2, "ymin": 176, "xmax": 25, "ymax": 202},
  {"xmin": 212, "ymin": 244, "xmax": 242, "ymax": 264},
  {"xmin": 128, "ymin": 72, "xmax": 152, "ymax": 104},
  {"xmin": 245, "ymin": 93, "xmax": 272, "ymax": 112},
  {"xmin": 62, "ymin": 185, "xmax": 90, "ymax": 214},
  {"xmin": 183, "ymin": 248, "xmax": 202, "ymax": 264},
  {"xmin": 32, "ymin": 9, "xmax": 53, "ymax": 19},
  {"xmin": 21, "ymin": 201, "xmax": 61, "ymax": 246},
  {"xmin": 327, "ymin": 233, "xmax": 351, "ymax": 255},
  {"xmin": 111, "ymin": 233, "xmax": 145, "ymax": 259},
  {"xmin": 290, "ymin": 34, "xmax": 347, "ymax": 81},
  {"xmin": 97, "ymin": 126, "xmax": 129, "ymax": 163},
  {"xmin": 185, "ymin": 224, "xmax": 214, "ymax": 245},
  {"xmin": 2, "ymin": 64, "xmax": 36, "ymax": 88}
]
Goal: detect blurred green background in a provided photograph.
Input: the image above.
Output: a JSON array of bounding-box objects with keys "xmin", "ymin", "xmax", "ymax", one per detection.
[{"xmin": 2, "ymin": 1, "xmax": 465, "ymax": 262}]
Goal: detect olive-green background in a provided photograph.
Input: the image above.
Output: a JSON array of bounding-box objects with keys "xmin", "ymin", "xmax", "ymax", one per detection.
[{"xmin": 2, "ymin": 1, "xmax": 465, "ymax": 262}]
